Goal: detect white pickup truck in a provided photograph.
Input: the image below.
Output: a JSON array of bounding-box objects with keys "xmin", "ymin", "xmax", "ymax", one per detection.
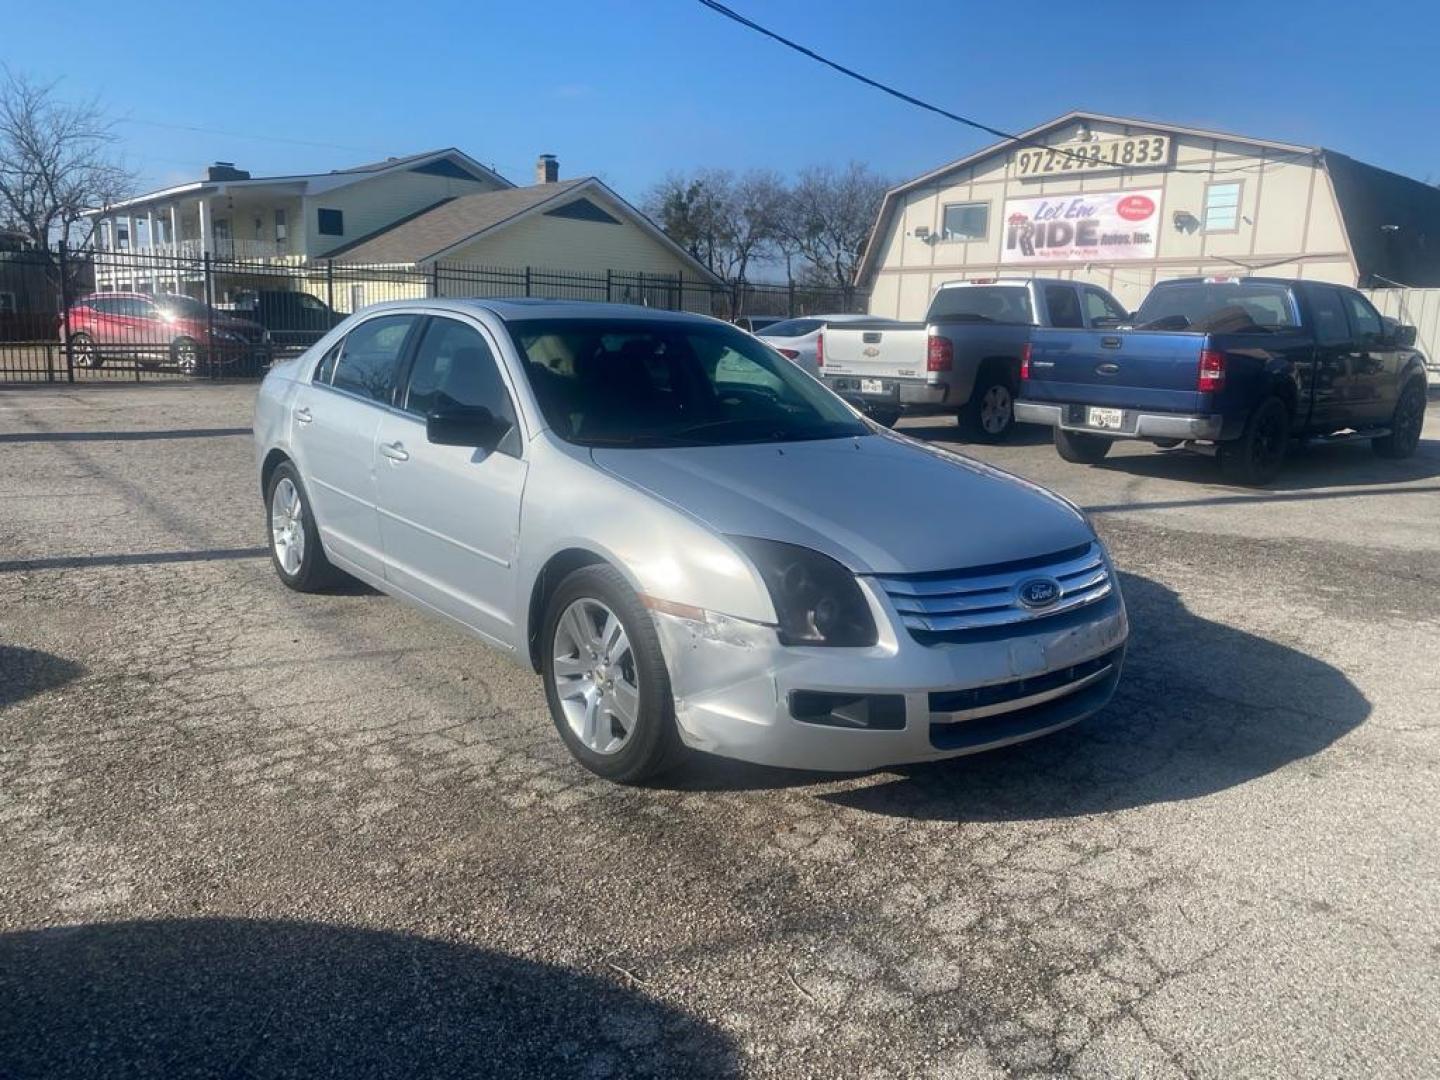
[{"xmin": 821, "ymin": 278, "xmax": 1130, "ymax": 440}]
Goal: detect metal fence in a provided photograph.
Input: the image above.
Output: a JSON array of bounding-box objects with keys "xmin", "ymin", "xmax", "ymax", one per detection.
[{"xmin": 0, "ymin": 245, "xmax": 867, "ymax": 384}]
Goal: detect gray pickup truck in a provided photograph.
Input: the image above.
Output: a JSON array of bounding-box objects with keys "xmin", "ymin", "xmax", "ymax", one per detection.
[{"xmin": 821, "ymin": 278, "xmax": 1130, "ymax": 440}]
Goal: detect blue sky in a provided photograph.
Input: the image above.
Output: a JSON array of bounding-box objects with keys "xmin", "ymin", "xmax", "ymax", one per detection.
[{"xmin": 12, "ymin": 0, "xmax": 1440, "ymax": 199}]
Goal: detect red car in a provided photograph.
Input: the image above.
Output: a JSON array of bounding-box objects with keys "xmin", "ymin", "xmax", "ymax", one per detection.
[{"xmin": 63, "ymin": 291, "xmax": 272, "ymax": 375}]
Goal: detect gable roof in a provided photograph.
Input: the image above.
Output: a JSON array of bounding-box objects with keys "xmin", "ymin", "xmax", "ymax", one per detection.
[
  {"xmin": 855, "ymin": 110, "xmax": 1322, "ymax": 285},
  {"xmin": 325, "ymin": 177, "xmax": 725, "ymax": 283},
  {"xmin": 88, "ymin": 149, "xmax": 511, "ymax": 216},
  {"xmin": 1323, "ymin": 151, "xmax": 1440, "ymax": 288}
]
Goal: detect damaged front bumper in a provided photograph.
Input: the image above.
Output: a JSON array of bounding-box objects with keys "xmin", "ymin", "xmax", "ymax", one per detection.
[{"xmin": 650, "ymin": 581, "xmax": 1128, "ymax": 773}]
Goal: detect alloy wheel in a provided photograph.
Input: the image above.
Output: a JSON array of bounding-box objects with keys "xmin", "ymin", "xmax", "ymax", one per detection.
[
  {"xmin": 551, "ymin": 598, "xmax": 641, "ymax": 755},
  {"xmin": 270, "ymin": 477, "xmax": 306, "ymax": 575},
  {"xmin": 981, "ymin": 384, "xmax": 1013, "ymax": 434}
]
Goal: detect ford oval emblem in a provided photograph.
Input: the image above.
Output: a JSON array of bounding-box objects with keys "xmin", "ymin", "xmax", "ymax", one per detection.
[{"xmin": 1017, "ymin": 577, "xmax": 1061, "ymax": 609}]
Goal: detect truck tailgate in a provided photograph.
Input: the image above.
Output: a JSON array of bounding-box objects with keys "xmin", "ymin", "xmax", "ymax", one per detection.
[
  {"xmin": 822, "ymin": 322, "xmax": 927, "ymax": 378},
  {"xmin": 1025, "ymin": 328, "xmax": 1208, "ymax": 412}
]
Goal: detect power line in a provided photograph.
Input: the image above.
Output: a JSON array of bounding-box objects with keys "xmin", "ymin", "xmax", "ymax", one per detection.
[{"xmin": 694, "ymin": 0, "xmax": 1316, "ymax": 177}]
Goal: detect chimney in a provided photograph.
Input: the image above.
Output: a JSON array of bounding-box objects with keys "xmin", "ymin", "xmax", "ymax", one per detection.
[
  {"xmin": 535, "ymin": 154, "xmax": 559, "ymax": 185},
  {"xmin": 207, "ymin": 161, "xmax": 251, "ymax": 182}
]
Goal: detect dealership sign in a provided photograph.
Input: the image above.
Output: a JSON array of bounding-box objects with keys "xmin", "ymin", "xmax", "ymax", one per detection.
[{"xmin": 1001, "ymin": 189, "xmax": 1161, "ymax": 264}]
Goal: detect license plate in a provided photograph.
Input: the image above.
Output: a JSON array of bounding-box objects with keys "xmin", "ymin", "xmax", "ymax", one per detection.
[
  {"xmin": 860, "ymin": 378, "xmax": 885, "ymax": 394},
  {"xmin": 1087, "ymin": 407, "xmax": 1123, "ymax": 430}
]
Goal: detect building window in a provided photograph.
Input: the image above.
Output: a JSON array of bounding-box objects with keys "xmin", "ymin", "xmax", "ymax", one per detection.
[
  {"xmin": 1203, "ymin": 182, "xmax": 1242, "ymax": 232},
  {"xmin": 318, "ymin": 208, "xmax": 344, "ymax": 236},
  {"xmin": 940, "ymin": 202, "xmax": 989, "ymax": 242}
]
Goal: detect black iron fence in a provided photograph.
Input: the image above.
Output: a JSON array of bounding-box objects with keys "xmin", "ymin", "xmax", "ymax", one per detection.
[{"xmin": 0, "ymin": 245, "xmax": 867, "ymax": 384}]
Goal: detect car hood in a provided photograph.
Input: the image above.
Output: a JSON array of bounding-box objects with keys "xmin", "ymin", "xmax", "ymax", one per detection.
[{"xmin": 590, "ymin": 433, "xmax": 1092, "ymax": 575}]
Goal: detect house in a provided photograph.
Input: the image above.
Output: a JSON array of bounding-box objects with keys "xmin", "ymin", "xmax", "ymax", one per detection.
[
  {"xmin": 85, "ymin": 150, "xmax": 722, "ymax": 306},
  {"xmin": 857, "ymin": 110, "xmax": 1440, "ymax": 317}
]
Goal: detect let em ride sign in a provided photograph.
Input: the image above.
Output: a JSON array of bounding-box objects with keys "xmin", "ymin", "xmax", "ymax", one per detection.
[{"xmin": 1001, "ymin": 189, "xmax": 1161, "ymax": 265}]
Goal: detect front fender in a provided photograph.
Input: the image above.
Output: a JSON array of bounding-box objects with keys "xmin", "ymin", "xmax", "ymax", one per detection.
[{"xmin": 515, "ymin": 437, "xmax": 777, "ymax": 640}]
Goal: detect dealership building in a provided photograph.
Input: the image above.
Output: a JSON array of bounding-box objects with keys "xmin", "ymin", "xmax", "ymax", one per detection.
[{"xmin": 857, "ymin": 110, "xmax": 1440, "ymax": 318}]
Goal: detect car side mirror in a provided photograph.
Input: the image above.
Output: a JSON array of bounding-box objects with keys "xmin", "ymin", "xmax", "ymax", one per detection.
[
  {"xmin": 1394, "ymin": 324, "xmax": 1417, "ymax": 349},
  {"xmin": 426, "ymin": 404, "xmax": 510, "ymax": 451}
]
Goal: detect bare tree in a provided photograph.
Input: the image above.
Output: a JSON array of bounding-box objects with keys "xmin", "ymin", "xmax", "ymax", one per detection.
[
  {"xmin": 0, "ymin": 67, "xmax": 135, "ymax": 251},
  {"xmin": 781, "ymin": 163, "xmax": 889, "ymax": 293},
  {"xmin": 644, "ymin": 168, "xmax": 787, "ymax": 284}
]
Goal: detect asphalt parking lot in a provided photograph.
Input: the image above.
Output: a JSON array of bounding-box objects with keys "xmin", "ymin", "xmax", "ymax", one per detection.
[{"xmin": 2, "ymin": 382, "xmax": 1438, "ymax": 1079}]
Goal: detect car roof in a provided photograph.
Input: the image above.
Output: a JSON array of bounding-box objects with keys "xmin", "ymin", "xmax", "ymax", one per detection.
[{"xmin": 355, "ymin": 297, "xmax": 729, "ymax": 326}]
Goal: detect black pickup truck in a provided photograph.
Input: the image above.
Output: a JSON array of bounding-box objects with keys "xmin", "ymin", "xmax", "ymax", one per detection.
[
  {"xmin": 1015, "ymin": 276, "xmax": 1429, "ymax": 484},
  {"xmin": 219, "ymin": 289, "xmax": 345, "ymax": 350}
]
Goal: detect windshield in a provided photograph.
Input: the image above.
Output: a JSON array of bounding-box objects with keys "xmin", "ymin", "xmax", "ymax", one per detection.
[
  {"xmin": 1135, "ymin": 282, "xmax": 1298, "ymax": 333},
  {"xmin": 758, "ymin": 318, "xmax": 823, "ymax": 338},
  {"xmin": 509, "ymin": 318, "xmax": 870, "ymax": 448},
  {"xmin": 155, "ymin": 294, "xmax": 213, "ymax": 318},
  {"xmin": 927, "ymin": 286, "xmax": 1033, "ymax": 324}
]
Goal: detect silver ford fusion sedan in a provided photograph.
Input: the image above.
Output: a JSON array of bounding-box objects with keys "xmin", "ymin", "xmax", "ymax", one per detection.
[{"xmin": 254, "ymin": 299, "xmax": 1127, "ymax": 782}]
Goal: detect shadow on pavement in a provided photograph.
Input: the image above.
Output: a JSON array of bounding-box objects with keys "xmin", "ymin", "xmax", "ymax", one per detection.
[
  {"xmin": 0, "ymin": 646, "xmax": 83, "ymax": 709},
  {"xmin": 822, "ymin": 572, "xmax": 1369, "ymax": 821},
  {"xmin": 664, "ymin": 572, "xmax": 1369, "ymax": 817},
  {"xmin": 0, "ymin": 918, "xmax": 740, "ymax": 1080}
]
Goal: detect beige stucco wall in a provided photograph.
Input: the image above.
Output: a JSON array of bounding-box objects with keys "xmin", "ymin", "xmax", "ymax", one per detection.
[
  {"xmin": 866, "ymin": 119, "xmax": 1356, "ymax": 318},
  {"xmin": 306, "ymin": 168, "xmax": 504, "ymax": 257}
]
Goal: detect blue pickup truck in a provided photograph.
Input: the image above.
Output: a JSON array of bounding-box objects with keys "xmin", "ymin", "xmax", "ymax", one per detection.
[{"xmin": 1015, "ymin": 277, "xmax": 1429, "ymax": 484}]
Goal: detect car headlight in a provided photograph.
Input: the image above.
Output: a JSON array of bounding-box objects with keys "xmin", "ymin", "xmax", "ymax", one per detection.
[{"xmin": 731, "ymin": 537, "xmax": 877, "ymax": 647}]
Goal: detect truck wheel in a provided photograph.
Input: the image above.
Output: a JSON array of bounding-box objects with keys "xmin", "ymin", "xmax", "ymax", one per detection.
[
  {"xmin": 957, "ymin": 369, "xmax": 1015, "ymax": 443},
  {"xmin": 1218, "ymin": 396, "xmax": 1289, "ymax": 486},
  {"xmin": 1054, "ymin": 426, "xmax": 1112, "ymax": 464},
  {"xmin": 1372, "ymin": 380, "xmax": 1425, "ymax": 460}
]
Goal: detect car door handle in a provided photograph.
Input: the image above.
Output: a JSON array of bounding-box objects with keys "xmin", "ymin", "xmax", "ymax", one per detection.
[
  {"xmin": 380, "ymin": 441, "xmax": 409, "ymax": 462},
  {"xmin": 294, "ymin": 407, "xmax": 313, "ymax": 424}
]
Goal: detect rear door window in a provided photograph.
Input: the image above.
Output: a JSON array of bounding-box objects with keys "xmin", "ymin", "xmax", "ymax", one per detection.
[
  {"xmin": 1305, "ymin": 286, "xmax": 1350, "ymax": 346},
  {"xmin": 1044, "ymin": 285, "xmax": 1084, "ymax": 329},
  {"xmin": 1082, "ymin": 287, "xmax": 1128, "ymax": 325},
  {"xmin": 330, "ymin": 314, "xmax": 418, "ymax": 404}
]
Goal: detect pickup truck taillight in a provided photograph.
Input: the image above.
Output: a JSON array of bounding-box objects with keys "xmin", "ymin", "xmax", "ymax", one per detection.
[
  {"xmin": 1020, "ymin": 342, "xmax": 1032, "ymax": 380},
  {"xmin": 926, "ymin": 335, "xmax": 953, "ymax": 372},
  {"xmin": 1197, "ymin": 349, "xmax": 1226, "ymax": 392},
  {"xmin": 815, "ymin": 333, "xmax": 824, "ymax": 368},
  {"xmin": 776, "ymin": 348, "xmax": 800, "ymax": 360}
]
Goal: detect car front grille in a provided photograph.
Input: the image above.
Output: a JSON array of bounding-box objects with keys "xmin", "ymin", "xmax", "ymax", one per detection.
[{"xmin": 872, "ymin": 541, "xmax": 1113, "ymax": 643}]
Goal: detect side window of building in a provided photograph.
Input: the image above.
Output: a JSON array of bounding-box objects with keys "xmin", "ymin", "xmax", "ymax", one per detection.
[
  {"xmin": 1306, "ymin": 287, "xmax": 1350, "ymax": 347},
  {"xmin": 330, "ymin": 314, "xmax": 417, "ymax": 404},
  {"xmin": 940, "ymin": 202, "xmax": 989, "ymax": 242},
  {"xmin": 1203, "ymin": 182, "xmax": 1242, "ymax": 232},
  {"xmin": 1082, "ymin": 287, "xmax": 1128, "ymax": 325},
  {"xmin": 317, "ymin": 208, "xmax": 344, "ymax": 236},
  {"xmin": 1339, "ymin": 290, "xmax": 1383, "ymax": 346},
  {"xmin": 402, "ymin": 318, "xmax": 520, "ymax": 456},
  {"xmin": 1044, "ymin": 285, "xmax": 1084, "ymax": 329}
]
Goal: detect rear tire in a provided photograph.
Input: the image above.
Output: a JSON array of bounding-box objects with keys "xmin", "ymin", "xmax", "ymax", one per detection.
[
  {"xmin": 542, "ymin": 565, "xmax": 683, "ymax": 784},
  {"xmin": 172, "ymin": 336, "xmax": 201, "ymax": 376},
  {"xmin": 1372, "ymin": 380, "xmax": 1426, "ymax": 459},
  {"xmin": 868, "ymin": 407, "xmax": 901, "ymax": 429},
  {"xmin": 1054, "ymin": 426, "xmax": 1113, "ymax": 464},
  {"xmin": 266, "ymin": 462, "xmax": 343, "ymax": 592},
  {"xmin": 70, "ymin": 332, "xmax": 100, "ymax": 369},
  {"xmin": 1218, "ymin": 396, "xmax": 1289, "ymax": 486},
  {"xmin": 957, "ymin": 367, "xmax": 1015, "ymax": 443}
]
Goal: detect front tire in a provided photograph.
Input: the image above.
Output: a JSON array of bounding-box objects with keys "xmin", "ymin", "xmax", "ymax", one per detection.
[
  {"xmin": 957, "ymin": 368, "xmax": 1015, "ymax": 443},
  {"xmin": 1372, "ymin": 380, "xmax": 1426, "ymax": 459},
  {"xmin": 1054, "ymin": 426, "xmax": 1113, "ymax": 464},
  {"xmin": 868, "ymin": 407, "xmax": 901, "ymax": 429},
  {"xmin": 266, "ymin": 462, "xmax": 342, "ymax": 592},
  {"xmin": 1218, "ymin": 396, "xmax": 1289, "ymax": 486},
  {"xmin": 542, "ymin": 565, "xmax": 682, "ymax": 783}
]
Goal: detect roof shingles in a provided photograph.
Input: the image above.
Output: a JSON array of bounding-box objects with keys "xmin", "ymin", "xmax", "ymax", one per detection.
[{"xmin": 325, "ymin": 180, "xmax": 588, "ymax": 263}]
